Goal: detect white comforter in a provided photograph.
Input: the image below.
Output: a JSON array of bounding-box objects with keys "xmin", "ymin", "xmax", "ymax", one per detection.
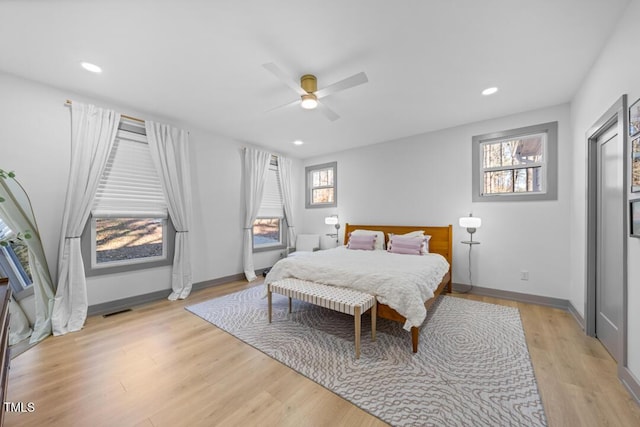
[{"xmin": 264, "ymin": 247, "xmax": 450, "ymax": 330}]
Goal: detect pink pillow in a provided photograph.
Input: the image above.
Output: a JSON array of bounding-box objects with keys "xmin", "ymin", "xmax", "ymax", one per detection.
[
  {"xmin": 347, "ymin": 234, "xmax": 376, "ymax": 250},
  {"xmin": 387, "ymin": 235, "xmax": 424, "ymax": 255}
]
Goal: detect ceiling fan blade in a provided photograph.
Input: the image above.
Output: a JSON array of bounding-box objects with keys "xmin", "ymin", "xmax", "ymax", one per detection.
[
  {"xmin": 317, "ymin": 102, "xmax": 340, "ymax": 121},
  {"xmin": 315, "ymin": 72, "xmax": 368, "ymax": 99},
  {"xmin": 265, "ymin": 98, "xmax": 299, "ymax": 113},
  {"xmin": 263, "ymin": 62, "xmax": 307, "ymax": 97}
]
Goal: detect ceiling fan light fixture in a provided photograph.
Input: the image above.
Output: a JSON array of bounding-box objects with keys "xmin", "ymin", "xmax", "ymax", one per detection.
[
  {"xmin": 301, "ymin": 94, "xmax": 318, "ymax": 110},
  {"xmin": 482, "ymin": 86, "xmax": 498, "ymax": 96}
]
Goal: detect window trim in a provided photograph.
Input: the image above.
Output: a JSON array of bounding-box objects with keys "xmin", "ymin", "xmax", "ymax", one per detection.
[
  {"xmin": 305, "ymin": 161, "xmax": 338, "ymax": 208},
  {"xmin": 472, "ymin": 121, "xmax": 558, "ymax": 202},
  {"xmin": 81, "ymin": 215, "xmax": 175, "ymax": 277}
]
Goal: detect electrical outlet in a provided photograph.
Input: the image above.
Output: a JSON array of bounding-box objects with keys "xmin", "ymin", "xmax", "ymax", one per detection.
[{"xmin": 520, "ymin": 271, "xmax": 529, "ymax": 281}]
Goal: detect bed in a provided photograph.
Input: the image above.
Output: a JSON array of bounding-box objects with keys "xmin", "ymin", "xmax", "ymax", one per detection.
[{"xmin": 265, "ymin": 224, "xmax": 453, "ymax": 352}]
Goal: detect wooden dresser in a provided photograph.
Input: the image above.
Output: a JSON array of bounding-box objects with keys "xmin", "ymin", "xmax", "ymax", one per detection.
[{"xmin": 0, "ymin": 278, "xmax": 10, "ymax": 426}]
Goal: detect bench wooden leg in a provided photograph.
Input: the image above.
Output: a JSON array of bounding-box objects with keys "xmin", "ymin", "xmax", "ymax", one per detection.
[
  {"xmin": 288, "ymin": 297, "xmax": 292, "ymax": 313},
  {"xmin": 268, "ymin": 288, "xmax": 272, "ymax": 323},
  {"xmin": 371, "ymin": 303, "xmax": 376, "ymax": 341},
  {"xmin": 354, "ymin": 306, "xmax": 361, "ymax": 359}
]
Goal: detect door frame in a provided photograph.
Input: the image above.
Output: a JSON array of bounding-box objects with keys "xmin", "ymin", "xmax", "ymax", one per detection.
[{"xmin": 585, "ymin": 95, "xmax": 628, "ymax": 367}]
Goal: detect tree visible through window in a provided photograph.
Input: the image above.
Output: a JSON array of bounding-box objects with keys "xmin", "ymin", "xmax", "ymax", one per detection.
[
  {"xmin": 306, "ymin": 161, "xmax": 337, "ymax": 208},
  {"xmin": 252, "ymin": 218, "xmax": 281, "ymax": 248},
  {"xmin": 95, "ymin": 218, "xmax": 164, "ymax": 264},
  {"xmin": 312, "ymin": 168, "xmax": 334, "ymax": 203},
  {"xmin": 472, "ymin": 122, "xmax": 557, "ymax": 202},
  {"xmin": 482, "ymin": 134, "xmax": 544, "ymax": 194}
]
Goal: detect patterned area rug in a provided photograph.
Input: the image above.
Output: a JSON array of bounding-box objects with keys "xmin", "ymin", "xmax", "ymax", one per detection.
[{"xmin": 186, "ymin": 286, "xmax": 547, "ymax": 427}]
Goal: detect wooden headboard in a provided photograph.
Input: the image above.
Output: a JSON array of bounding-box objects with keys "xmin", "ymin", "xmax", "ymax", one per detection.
[{"xmin": 343, "ymin": 223, "xmax": 453, "ymax": 269}]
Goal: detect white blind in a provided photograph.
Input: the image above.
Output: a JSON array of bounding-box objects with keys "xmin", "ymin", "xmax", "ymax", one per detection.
[
  {"xmin": 92, "ymin": 129, "xmax": 168, "ymax": 218},
  {"xmin": 0, "ymin": 217, "xmax": 12, "ymax": 240},
  {"xmin": 257, "ymin": 159, "xmax": 283, "ymax": 218}
]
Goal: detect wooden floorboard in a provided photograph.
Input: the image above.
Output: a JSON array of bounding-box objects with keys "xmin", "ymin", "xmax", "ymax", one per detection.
[{"xmin": 5, "ymin": 281, "xmax": 640, "ymax": 426}]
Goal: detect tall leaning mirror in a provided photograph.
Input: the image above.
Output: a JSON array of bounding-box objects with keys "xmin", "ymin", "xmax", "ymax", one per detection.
[{"xmin": 0, "ymin": 169, "xmax": 54, "ymax": 348}]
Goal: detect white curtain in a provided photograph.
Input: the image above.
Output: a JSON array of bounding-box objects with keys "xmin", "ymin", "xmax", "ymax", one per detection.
[
  {"xmin": 146, "ymin": 121, "xmax": 193, "ymax": 300},
  {"xmin": 27, "ymin": 248, "xmax": 55, "ymax": 342},
  {"xmin": 277, "ymin": 156, "xmax": 296, "ymax": 246},
  {"xmin": 0, "ymin": 178, "xmax": 55, "ymax": 344},
  {"xmin": 9, "ymin": 298, "xmax": 31, "ymax": 344},
  {"xmin": 243, "ymin": 148, "xmax": 271, "ymax": 281},
  {"xmin": 52, "ymin": 102, "xmax": 120, "ymax": 335}
]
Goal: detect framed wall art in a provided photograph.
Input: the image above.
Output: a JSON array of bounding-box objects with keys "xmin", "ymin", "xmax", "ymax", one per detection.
[
  {"xmin": 633, "ymin": 137, "xmax": 640, "ymax": 192},
  {"xmin": 631, "ymin": 198, "xmax": 640, "ymax": 238},
  {"xmin": 630, "ymin": 98, "xmax": 640, "ymax": 136}
]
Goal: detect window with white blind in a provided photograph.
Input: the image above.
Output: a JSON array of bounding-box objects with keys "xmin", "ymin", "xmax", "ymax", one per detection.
[
  {"xmin": 83, "ymin": 123, "xmax": 174, "ymax": 273},
  {"xmin": 0, "ymin": 217, "xmax": 32, "ymax": 294},
  {"xmin": 253, "ymin": 156, "xmax": 286, "ymax": 252}
]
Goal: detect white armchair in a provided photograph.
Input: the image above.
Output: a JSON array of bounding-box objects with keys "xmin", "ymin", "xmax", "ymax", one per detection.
[{"xmin": 293, "ymin": 234, "xmax": 320, "ymax": 253}]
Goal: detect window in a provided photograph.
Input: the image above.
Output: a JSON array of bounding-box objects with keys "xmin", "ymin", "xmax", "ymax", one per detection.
[
  {"xmin": 0, "ymin": 217, "xmax": 32, "ymax": 294},
  {"xmin": 305, "ymin": 161, "xmax": 337, "ymax": 208},
  {"xmin": 472, "ymin": 122, "xmax": 558, "ymax": 202},
  {"xmin": 253, "ymin": 156, "xmax": 286, "ymax": 252},
  {"xmin": 253, "ymin": 218, "xmax": 283, "ymax": 250},
  {"xmin": 82, "ymin": 122, "xmax": 174, "ymax": 275},
  {"xmin": 92, "ymin": 217, "xmax": 166, "ymax": 265}
]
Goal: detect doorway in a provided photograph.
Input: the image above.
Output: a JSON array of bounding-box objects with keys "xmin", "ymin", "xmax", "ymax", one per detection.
[{"xmin": 585, "ymin": 95, "xmax": 628, "ymax": 364}]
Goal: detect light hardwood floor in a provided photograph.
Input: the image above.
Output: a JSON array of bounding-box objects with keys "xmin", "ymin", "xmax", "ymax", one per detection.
[{"xmin": 5, "ymin": 281, "xmax": 640, "ymax": 427}]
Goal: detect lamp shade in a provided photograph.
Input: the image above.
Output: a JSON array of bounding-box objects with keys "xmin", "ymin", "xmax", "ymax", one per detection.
[
  {"xmin": 459, "ymin": 216, "xmax": 481, "ymax": 229},
  {"xmin": 325, "ymin": 216, "xmax": 339, "ymax": 225}
]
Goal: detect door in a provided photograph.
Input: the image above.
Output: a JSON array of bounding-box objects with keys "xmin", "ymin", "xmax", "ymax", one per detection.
[{"xmin": 596, "ymin": 125, "xmax": 624, "ymax": 362}]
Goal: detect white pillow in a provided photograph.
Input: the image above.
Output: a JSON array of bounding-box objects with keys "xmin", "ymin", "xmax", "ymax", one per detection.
[
  {"xmin": 421, "ymin": 235, "xmax": 432, "ymax": 253},
  {"xmin": 351, "ymin": 229, "xmax": 386, "ymax": 250},
  {"xmin": 398, "ymin": 230, "xmax": 424, "ymax": 238},
  {"xmin": 388, "ymin": 230, "xmax": 431, "ymax": 253}
]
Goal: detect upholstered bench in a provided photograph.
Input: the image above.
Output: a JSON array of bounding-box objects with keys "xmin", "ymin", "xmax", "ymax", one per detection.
[{"xmin": 267, "ymin": 279, "xmax": 377, "ymax": 359}]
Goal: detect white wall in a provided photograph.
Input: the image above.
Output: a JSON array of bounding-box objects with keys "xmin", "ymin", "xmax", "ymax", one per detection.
[
  {"xmin": 0, "ymin": 73, "xmax": 69, "ymax": 276},
  {"xmin": 569, "ymin": 0, "xmax": 640, "ymax": 382},
  {"xmin": 189, "ymin": 133, "xmax": 304, "ymax": 284},
  {"xmin": 301, "ymin": 104, "xmax": 572, "ymax": 299},
  {"xmin": 0, "ymin": 71, "xmax": 301, "ymax": 312}
]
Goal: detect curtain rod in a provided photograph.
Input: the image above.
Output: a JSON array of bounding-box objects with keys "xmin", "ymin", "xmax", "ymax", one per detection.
[
  {"xmin": 242, "ymin": 147, "xmax": 281, "ymax": 158},
  {"xmin": 64, "ymin": 99, "xmax": 145, "ymax": 124}
]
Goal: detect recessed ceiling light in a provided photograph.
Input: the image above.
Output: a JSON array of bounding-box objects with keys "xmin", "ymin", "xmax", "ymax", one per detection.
[
  {"xmin": 482, "ymin": 87, "xmax": 498, "ymax": 96},
  {"xmin": 293, "ymin": 140, "xmax": 304, "ymax": 146},
  {"xmin": 81, "ymin": 62, "xmax": 102, "ymax": 73}
]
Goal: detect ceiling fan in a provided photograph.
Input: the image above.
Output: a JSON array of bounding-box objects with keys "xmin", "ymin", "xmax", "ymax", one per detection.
[{"xmin": 263, "ymin": 62, "xmax": 368, "ymax": 121}]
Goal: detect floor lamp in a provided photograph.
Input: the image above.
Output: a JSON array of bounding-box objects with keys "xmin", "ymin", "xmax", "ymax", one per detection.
[{"xmin": 459, "ymin": 213, "xmax": 481, "ymax": 293}]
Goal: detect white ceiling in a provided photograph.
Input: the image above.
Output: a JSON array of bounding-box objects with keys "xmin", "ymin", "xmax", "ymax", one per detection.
[{"xmin": 0, "ymin": 0, "xmax": 629, "ymax": 158}]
